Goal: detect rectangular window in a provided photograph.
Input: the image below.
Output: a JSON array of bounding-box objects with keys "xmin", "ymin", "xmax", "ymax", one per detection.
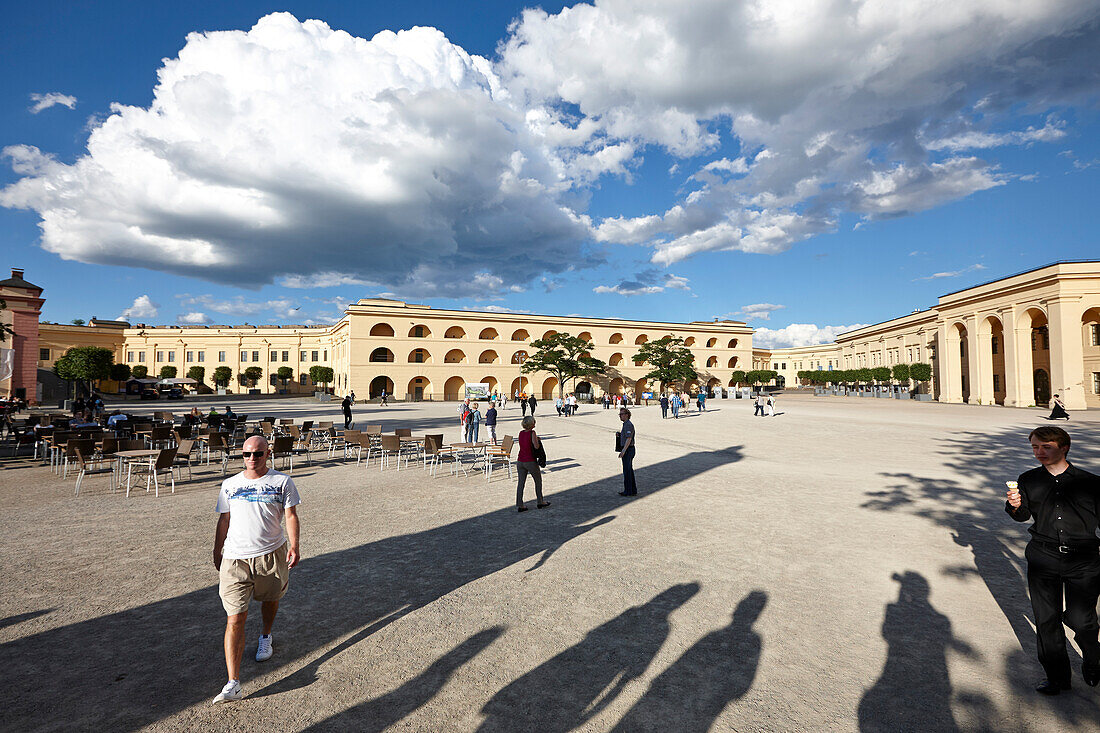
[
  {"xmin": 270, "ymin": 351, "xmax": 277, "ymax": 362},
  {"xmin": 414, "ymin": 326, "xmax": 424, "ymax": 337},
  {"xmin": 138, "ymin": 351, "xmax": 145, "ymax": 363},
  {"xmin": 186, "ymin": 351, "xmax": 193, "ymax": 362},
  {"xmin": 990, "ymin": 337, "xmax": 998, "ymax": 355},
  {"xmin": 156, "ymin": 351, "xmax": 164, "ymax": 363},
  {"xmin": 167, "ymin": 351, "xmax": 175, "ymax": 362},
  {"xmin": 323, "ymin": 349, "xmax": 328, "ymax": 361},
  {"xmin": 312, "ymin": 350, "xmax": 319, "ymax": 361},
  {"xmin": 300, "ymin": 374, "xmax": 308, "ymax": 385},
  {"xmin": 993, "ymin": 374, "xmax": 1000, "ymax": 391},
  {"xmin": 1094, "ymin": 372, "xmax": 1100, "ymax": 394},
  {"xmin": 1092, "ymin": 324, "xmax": 1100, "ymax": 346},
  {"xmin": 198, "ymin": 351, "xmax": 204, "ymax": 362},
  {"xmin": 252, "ymin": 351, "xmax": 260, "ymax": 362},
  {"xmin": 241, "ymin": 351, "xmax": 248, "ymax": 362},
  {"xmin": 127, "ymin": 351, "xmax": 134, "ymax": 362},
  {"xmin": 39, "ymin": 348, "xmax": 50, "ymax": 361},
  {"xmin": 282, "ymin": 350, "xmax": 289, "ymax": 361},
  {"xmin": 218, "ymin": 351, "xmax": 226, "ymax": 362},
  {"xmin": 301, "ymin": 350, "xmax": 308, "ymax": 361}
]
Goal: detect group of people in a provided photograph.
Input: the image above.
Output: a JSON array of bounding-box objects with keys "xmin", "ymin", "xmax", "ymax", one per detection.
[
  {"xmin": 601, "ymin": 394, "xmax": 632, "ymax": 409},
  {"xmin": 554, "ymin": 394, "xmax": 580, "ymax": 416},
  {"xmin": 516, "ymin": 391, "xmax": 538, "ymax": 416},
  {"xmin": 753, "ymin": 392, "xmax": 777, "ymax": 416},
  {"xmin": 657, "ymin": 391, "xmax": 707, "ymax": 418},
  {"xmin": 71, "ymin": 394, "xmax": 105, "ymax": 418},
  {"xmin": 457, "ymin": 398, "xmax": 498, "ymax": 444}
]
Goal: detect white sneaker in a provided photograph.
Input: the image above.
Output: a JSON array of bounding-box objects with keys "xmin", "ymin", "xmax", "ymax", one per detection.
[
  {"xmin": 213, "ymin": 680, "xmax": 243, "ymax": 704},
  {"xmin": 256, "ymin": 634, "xmax": 273, "ymax": 662}
]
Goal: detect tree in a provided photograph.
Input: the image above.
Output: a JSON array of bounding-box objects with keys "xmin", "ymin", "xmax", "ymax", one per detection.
[
  {"xmin": 521, "ymin": 332, "xmax": 607, "ymax": 398},
  {"xmin": 910, "ymin": 363, "xmax": 933, "ymax": 394},
  {"xmin": 132, "ymin": 365, "xmax": 148, "ymax": 379},
  {"xmin": 309, "ymin": 365, "xmax": 334, "ymax": 392},
  {"xmin": 109, "ymin": 363, "xmax": 132, "ymax": 382},
  {"xmin": 730, "ymin": 370, "xmax": 747, "ymax": 388},
  {"xmin": 53, "ymin": 346, "xmax": 114, "ymax": 397},
  {"xmin": 187, "ymin": 365, "xmax": 205, "ymax": 383},
  {"xmin": 871, "ymin": 367, "xmax": 892, "ymax": 384},
  {"xmin": 159, "ymin": 365, "xmax": 178, "ymax": 379},
  {"xmin": 243, "ymin": 366, "xmax": 263, "ymax": 387},
  {"xmin": 70, "ymin": 318, "xmax": 86, "ymax": 326},
  {"xmin": 276, "ymin": 366, "xmax": 294, "ymax": 391},
  {"xmin": 213, "ymin": 366, "xmax": 233, "ymax": 387},
  {"xmin": 891, "ymin": 363, "xmax": 910, "ymax": 385},
  {"xmin": 631, "ymin": 336, "xmax": 697, "ymax": 393}
]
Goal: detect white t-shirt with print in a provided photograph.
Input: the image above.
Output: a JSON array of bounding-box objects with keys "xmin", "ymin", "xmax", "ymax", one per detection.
[{"xmin": 215, "ymin": 468, "xmax": 301, "ymax": 560}]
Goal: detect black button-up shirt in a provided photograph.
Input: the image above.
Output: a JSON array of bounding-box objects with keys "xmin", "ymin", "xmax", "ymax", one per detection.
[{"xmin": 1006, "ymin": 463, "xmax": 1100, "ymax": 545}]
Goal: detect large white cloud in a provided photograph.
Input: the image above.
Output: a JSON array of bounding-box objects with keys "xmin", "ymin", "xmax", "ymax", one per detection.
[
  {"xmin": 119, "ymin": 295, "xmax": 159, "ymax": 321},
  {"xmin": 502, "ymin": 0, "xmax": 1100, "ymax": 263},
  {"xmin": 1, "ymin": 13, "xmax": 588, "ymax": 295},
  {"xmin": 753, "ymin": 323, "xmax": 869, "ymax": 349}
]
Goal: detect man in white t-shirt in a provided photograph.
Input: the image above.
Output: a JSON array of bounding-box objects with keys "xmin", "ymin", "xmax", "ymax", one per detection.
[{"xmin": 211, "ymin": 435, "xmax": 301, "ymax": 704}]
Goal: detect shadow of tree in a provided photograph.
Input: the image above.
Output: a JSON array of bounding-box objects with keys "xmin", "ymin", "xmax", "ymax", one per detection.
[
  {"xmin": 476, "ymin": 583, "xmax": 701, "ymax": 733},
  {"xmin": 610, "ymin": 590, "xmax": 767, "ymax": 732},
  {"xmin": 0, "ymin": 446, "xmax": 742, "ymax": 732}
]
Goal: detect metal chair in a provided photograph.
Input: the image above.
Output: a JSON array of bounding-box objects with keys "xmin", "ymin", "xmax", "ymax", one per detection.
[
  {"xmin": 127, "ymin": 447, "xmax": 179, "ymax": 497},
  {"xmin": 485, "ymin": 435, "xmax": 515, "ymax": 481},
  {"xmin": 174, "ymin": 438, "xmax": 197, "ymax": 480},
  {"xmin": 378, "ymin": 434, "xmax": 404, "ymax": 471},
  {"xmin": 74, "ymin": 446, "xmax": 117, "ymax": 496}
]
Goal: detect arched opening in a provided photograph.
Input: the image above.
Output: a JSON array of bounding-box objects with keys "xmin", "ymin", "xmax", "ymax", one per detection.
[
  {"xmin": 706, "ymin": 338, "xmax": 717, "ymax": 347},
  {"xmin": 609, "ymin": 333, "xmax": 624, "ymax": 344},
  {"xmin": 1034, "ymin": 369, "xmax": 1050, "ymax": 406},
  {"xmin": 408, "ymin": 348, "xmax": 431, "ymax": 364},
  {"xmin": 1083, "ymin": 306, "xmax": 1100, "ymax": 409},
  {"xmin": 727, "ymin": 338, "xmax": 738, "ymax": 348},
  {"xmin": 444, "ymin": 326, "xmax": 466, "ymax": 339},
  {"xmin": 408, "ymin": 324, "xmax": 431, "ymax": 338},
  {"xmin": 543, "ymin": 329, "xmax": 558, "ymax": 340},
  {"xmin": 978, "ymin": 315, "xmax": 1006, "ymax": 405},
  {"xmin": 479, "ymin": 350, "xmax": 499, "ymax": 364},
  {"xmin": 542, "ymin": 376, "xmax": 559, "ymax": 399},
  {"xmin": 369, "ymin": 323, "xmax": 395, "ymax": 337},
  {"xmin": 445, "ymin": 349, "xmax": 467, "ymax": 364},
  {"xmin": 608, "ymin": 377, "xmax": 625, "ymax": 395},
  {"xmin": 577, "ymin": 332, "xmax": 593, "ymax": 343},
  {"xmin": 370, "ymin": 347, "xmax": 394, "ymax": 363},
  {"xmin": 945, "ymin": 322, "xmax": 970, "ymax": 403},
  {"xmin": 481, "ymin": 376, "xmax": 499, "ymax": 394},
  {"xmin": 576, "ymin": 381, "xmax": 592, "ymax": 398},
  {"xmin": 407, "ymin": 376, "xmax": 430, "ymax": 401},
  {"xmin": 444, "ymin": 376, "xmax": 465, "ymax": 401},
  {"xmin": 510, "ymin": 376, "xmax": 529, "ymax": 396},
  {"xmin": 706, "ymin": 356, "xmax": 718, "ymax": 368},
  {"xmin": 633, "ymin": 378, "xmax": 648, "ymax": 400},
  {"xmin": 685, "ymin": 379, "xmax": 700, "ymax": 395},
  {"xmin": 684, "ymin": 337, "xmax": 696, "ymax": 346},
  {"xmin": 727, "ymin": 356, "xmax": 739, "ymax": 368},
  {"xmin": 1014, "ymin": 307, "xmax": 1048, "ymax": 407},
  {"xmin": 707, "ymin": 377, "xmax": 721, "ymax": 396},
  {"xmin": 511, "ymin": 329, "xmax": 530, "ymax": 341},
  {"xmin": 369, "ymin": 375, "xmax": 394, "ymax": 399},
  {"xmin": 609, "ymin": 353, "xmax": 624, "ymax": 366},
  {"xmin": 634, "ymin": 334, "xmax": 648, "ymax": 345},
  {"xmin": 511, "ymin": 350, "xmax": 528, "ymax": 364},
  {"xmin": 479, "ymin": 328, "xmax": 499, "ymax": 340}
]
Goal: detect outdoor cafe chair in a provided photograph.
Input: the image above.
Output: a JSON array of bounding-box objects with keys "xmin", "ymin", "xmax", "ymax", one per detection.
[
  {"xmin": 126, "ymin": 447, "xmax": 179, "ymax": 498},
  {"xmin": 148, "ymin": 426, "xmax": 173, "ymax": 450},
  {"xmin": 300, "ymin": 420, "xmax": 313, "ymax": 432},
  {"xmin": 485, "ymin": 435, "xmax": 515, "ymax": 481},
  {"xmin": 206, "ymin": 432, "xmax": 232, "ymax": 475},
  {"xmin": 49, "ymin": 431, "xmax": 73, "ymax": 474},
  {"xmin": 377, "ymin": 434, "xmax": 403, "ymax": 471},
  {"xmin": 271, "ymin": 435, "xmax": 309, "ymax": 471},
  {"xmin": 74, "ymin": 446, "xmax": 117, "ymax": 496},
  {"xmin": 173, "ymin": 425, "xmax": 192, "ymax": 441},
  {"xmin": 174, "ymin": 438, "xmax": 197, "ymax": 481},
  {"xmin": 354, "ymin": 434, "xmax": 374, "ymax": 466},
  {"xmin": 363, "ymin": 424, "xmax": 382, "ymax": 435},
  {"xmin": 421, "ymin": 434, "xmax": 448, "ymax": 474},
  {"xmin": 394, "ymin": 428, "xmax": 412, "ymax": 437}
]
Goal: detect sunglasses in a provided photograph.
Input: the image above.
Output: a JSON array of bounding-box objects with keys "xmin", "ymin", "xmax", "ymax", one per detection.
[{"xmin": 241, "ymin": 450, "xmax": 267, "ymax": 458}]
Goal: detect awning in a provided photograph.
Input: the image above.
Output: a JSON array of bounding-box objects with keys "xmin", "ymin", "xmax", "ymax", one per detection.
[{"xmin": 158, "ymin": 378, "xmax": 198, "ymax": 385}]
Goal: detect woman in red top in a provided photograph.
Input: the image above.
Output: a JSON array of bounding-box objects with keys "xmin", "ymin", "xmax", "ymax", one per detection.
[{"xmin": 516, "ymin": 415, "xmax": 550, "ymax": 512}]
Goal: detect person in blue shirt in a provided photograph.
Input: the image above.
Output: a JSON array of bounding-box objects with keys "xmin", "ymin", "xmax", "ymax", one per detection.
[
  {"xmin": 485, "ymin": 403, "xmax": 498, "ymax": 444},
  {"xmin": 618, "ymin": 408, "xmax": 637, "ymax": 496},
  {"xmin": 466, "ymin": 403, "xmax": 482, "ymax": 443}
]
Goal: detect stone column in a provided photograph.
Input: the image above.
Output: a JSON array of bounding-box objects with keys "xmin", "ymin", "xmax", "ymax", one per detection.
[
  {"xmin": 1047, "ymin": 297, "xmax": 1086, "ymax": 410},
  {"xmin": 938, "ymin": 323, "xmax": 963, "ymax": 403},
  {"xmin": 1002, "ymin": 308, "xmax": 1023, "ymax": 407},
  {"xmin": 972, "ymin": 315, "xmax": 994, "ymax": 405}
]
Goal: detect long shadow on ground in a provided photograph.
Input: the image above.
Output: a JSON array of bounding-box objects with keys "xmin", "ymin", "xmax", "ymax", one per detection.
[{"xmin": 0, "ymin": 446, "xmax": 742, "ymax": 732}]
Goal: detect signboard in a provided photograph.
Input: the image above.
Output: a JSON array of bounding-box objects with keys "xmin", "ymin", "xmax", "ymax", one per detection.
[
  {"xmin": 465, "ymin": 382, "xmax": 491, "ymax": 399},
  {"xmin": 641, "ymin": 392, "xmax": 654, "ymax": 400}
]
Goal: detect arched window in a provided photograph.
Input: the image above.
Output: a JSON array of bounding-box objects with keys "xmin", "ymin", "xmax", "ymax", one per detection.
[
  {"xmin": 479, "ymin": 350, "xmax": 499, "ymax": 364},
  {"xmin": 684, "ymin": 337, "xmax": 696, "ymax": 346},
  {"xmin": 577, "ymin": 331, "xmax": 593, "ymax": 343},
  {"xmin": 369, "ymin": 323, "xmax": 395, "ymax": 337},
  {"xmin": 634, "ymin": 334, "xmax": 648, "ymax": 345},
  {"xmin": 609, "ymin": 353, "xmax": 624, "ymax": 366},
  {"xmin": 408, "ymin": 348, "xmax": 431, "ymax": 364},
  {"xmin": 609, "ymin": 333, "xmax": 624, "ymax": 344},
  {"xmin": 479, "ymin": 328, "xmax": 499, "ymax": 340},
  {"xmin": 444, "ymin": 349, "xmax": 467, "ymax": 364},
  {"xmin": 727, "ymin": 338, "xmax": 738, "ymax": 348},
  {"xmin": 727, "ymin": 356, "xmax": 739, "ymax": 368},
  {"xmin": 511, "ymin": 350, "xmax": 528, "ymax": 364},
  {"xmin": 370, "ymin": 348, "xmax": 394, "ymax": 363},
  {"xmin": 543, "ymin": 329, "xmax": 558, "ymax": 340},
  {"xmin": 444, "ymin": 326, "xmax": 466, "ymax": 339},
  {"xmin": 706, "ymin": 356, "xmax": 718, "ymax": 367},
  {"xmin": 707, "ymin": 338, "xmax": 717, "ymax": 347},
  {"xmin": 512, "ymin": 329, "xmax": 530, "ymax": 341},
  {"xmin": 408, "ymin": 324, "xmax": 431, "ymax": 338}
]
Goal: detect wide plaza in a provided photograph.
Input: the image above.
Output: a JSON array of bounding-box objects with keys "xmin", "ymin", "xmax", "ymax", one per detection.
[{"xmin": 2, "ymin": 393, "xmax": 1099, "ymax": 731}]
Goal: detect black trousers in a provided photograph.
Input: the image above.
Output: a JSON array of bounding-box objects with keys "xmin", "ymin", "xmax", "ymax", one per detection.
[
  {"xmin": 621, "ymin": 446, "xmax": 637, "ymax": 495},
  {"xmin": 1026, "ymin": 541, "xmax": 1100, "ymax": 684},
  {"xmin": 343, "ymin": 411, "xmax": 352, "ymax": 429}
]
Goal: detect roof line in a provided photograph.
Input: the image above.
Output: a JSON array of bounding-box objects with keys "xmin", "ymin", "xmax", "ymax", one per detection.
[{"xmin": 938, "ymin": 259, "xmax": 1100, "ymax": 298}]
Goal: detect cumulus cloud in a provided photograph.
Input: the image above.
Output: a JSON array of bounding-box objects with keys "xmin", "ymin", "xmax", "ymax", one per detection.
[
  {"xmin": 913, "ymin": 263, "xmax": 987, "ymax": 281},
  {"xmin": 731, "ymin": 303, "xmax": 785, "ymax": 321},
  {"xmin": 178, "ymin": 294, "xmax": 300, "ymax": 319},
  {"xmin": 501, "ymin": 0, "xmax": 1100, "ymax": 264},
  {"xmin": 119, "ymin": 295, "xmax": 159, "ymax": 321},
  {"xmin": 29, "ymin": 93, "xmax": 77, "ymax": 113},
  {"xmin": 1, "ymin": 13, "xmax": 587, "ymax": 297},
  {"xmin": 475, "ymin": 305, "xmax": 533, "ymax": 314},
  {"xmin": 177, "ymin": 311, "xmax": 212, "ymax": 324},
  {"xmin": 753, "ymin": 323, "xmax": 869, "ymax": 349},
  {"xmin": 593, "ymin": 269, "xmax": 690, "ymax": 295}
]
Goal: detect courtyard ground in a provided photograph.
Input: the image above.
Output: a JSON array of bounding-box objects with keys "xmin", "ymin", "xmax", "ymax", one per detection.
[{"xmin": 1, "ymin": 392, "xmax": 1099, "ymax": 732}]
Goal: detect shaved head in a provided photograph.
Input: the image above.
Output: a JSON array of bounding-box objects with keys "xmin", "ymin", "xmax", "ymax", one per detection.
[{"xmin": 243, "ymin": 435, "xmax": 269, "ymax": 451}]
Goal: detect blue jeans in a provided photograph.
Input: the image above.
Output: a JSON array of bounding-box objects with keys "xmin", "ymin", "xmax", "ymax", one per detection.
[
  {"xmin": 466, "ymin": 423, "xmax": 479, "ymax": 443},
  {"xmin": 621, "ymin": 446, "xmax": 637, "ymax": 495}
]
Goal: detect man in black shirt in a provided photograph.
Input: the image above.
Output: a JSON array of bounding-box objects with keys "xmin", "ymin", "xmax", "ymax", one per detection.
[{"xmin": 1006, "ymin": 426, "xmax": 1100, "ymax": 694}]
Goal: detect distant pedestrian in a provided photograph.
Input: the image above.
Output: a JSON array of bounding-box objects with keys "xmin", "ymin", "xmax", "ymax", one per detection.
[
  {"xmin": 516, "ymin": 415, "xmax": 549, "ymax": 512},
  {"xmin": 754, "ymin": 393, "xmax": 766, "ymax": 416},
  {"xmin": 660, "ymin": 394, "xmax": 669, "ymax": 419},
  {"xmin": 618, "ymin": 408, "xmax": 637, "ymax": 497},
  {"xmin": 379, "ymin": 389, "xmax": 388, "ymax": 406},
  {"xmin": 603, "ymin": 394, "xmax": 611, "ymax": 410},
  {"xmin": 671, "ymin": 393, "xmax": 681, "ymax": 419},
  {"xmin": 1048, "ymin": 394, "xmax": 1070, "ymax": 421},
  {"xmin": 485, "ymin": 403, "xmax": 498, "ymax": 444},
  {"xmin": 555, "ymin": 396, "xmax": 564, "ymax": 416},
  {"xmin": 459, "ymin": 398, "xmax": 471, "ymax": 439},
  {"xmin": 767, "ymin": 393, "xmax": 776, "ymax": 417},
  {"xmin": 568, "ymin": 393, "xmax": 577, "ymax": 416},
  {"xmin": 696, "ymin": 392, "xmax": 705, "ymax": 412},
  {"xmin": 466, "ymin": 402, "xmax": 482, "ymax": 443},
  {"xmin": 520, "ymin": 393, "xmax": 528, "ymax": 416},
  {"xmin": 528, "ymin": 394, "xmax": 537, "ymax": 415},
  {"xmin": 349, "ymin": 390, "xmax": 356, "ymax": 405},
  {"xmin": 341, "ymin": 395, "xmax": 352, "ymax": 429}
]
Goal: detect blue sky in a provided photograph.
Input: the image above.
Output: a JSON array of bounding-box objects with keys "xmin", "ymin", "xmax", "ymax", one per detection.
[{"xmin": 2, "ymin": 1, "xmax": 1098, "ymax": 346}]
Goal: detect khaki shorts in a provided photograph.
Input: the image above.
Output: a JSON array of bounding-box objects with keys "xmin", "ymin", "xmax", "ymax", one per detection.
[{"xmin": 219, "ymin": 543, "xmax": 289, "ymax": 616}]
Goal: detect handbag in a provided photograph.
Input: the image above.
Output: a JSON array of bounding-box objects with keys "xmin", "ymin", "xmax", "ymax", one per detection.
[
  {"xmin": 614, "ymin": 431, "xmax": 622, "ymax": 452},
  {"xmin": 534, "ymin": 440, "xmax": 547, "ymax": 468}
]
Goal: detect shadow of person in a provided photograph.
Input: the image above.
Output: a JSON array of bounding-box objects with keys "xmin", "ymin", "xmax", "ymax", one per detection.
[
  {"xmin": 610, "ymin": 590, "xmax": 767, "ymax": 732},
  {"xmin": 858, "ymin": 572, "xmax": 973, "ymax": 733},
  {"xmin": 475, "ymin": 583, "xmax": 701, "ymax": 733},
  {"xmin": 302, "ymin": 626, "xmax": 505, "ymax": 732}
]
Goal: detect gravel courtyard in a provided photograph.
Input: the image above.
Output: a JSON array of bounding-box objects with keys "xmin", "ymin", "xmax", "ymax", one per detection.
[{"xmin": 2, "ymin": 393, "xmax": 1099, "ymax": 732}]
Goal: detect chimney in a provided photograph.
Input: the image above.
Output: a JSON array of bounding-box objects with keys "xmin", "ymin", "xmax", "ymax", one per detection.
[{"xmin": 11, "ymin": 268, "xmax": 24, "ymax": 280}]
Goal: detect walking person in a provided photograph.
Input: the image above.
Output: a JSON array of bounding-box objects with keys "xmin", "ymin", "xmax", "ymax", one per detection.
[
  {"xmin": 660, "ymin": 393, "xmax": 669, "ymax": 419},
  {"xmin": 555, "ymin": 396, "xmax": 564, "ymax": 417},
  {"xmin": 379, "ymin": 389, "xmax": 388, "ymax": 407},
  {"xmin": 1048, "ymin": 394, "xmax": 1070, "ymax": 421},
  {"xmin": 1005, "ymin": 426, "xmax": 1100, "ymax": 694},
  {"xmin": 515, "ymin": 416, "xmax": 550, "ymax": 512},
  {"xmin": 528, "ymin": 394, "xmax": 537, "ymax": 416},
  {"xmin": 466, "ymin": 402, "xmax": 482, "ymax": 443},
  {"xmin": 568, "ymin": 393, "xmax": 577, "ymax": 416},
  {"xmin": 341, "ymin": 394, "xmax": 353, "ymax": 430},
  {"xmin": 349, "ymin": 390, "xmax": 355, "ymax": 405},
  {"xmin": 767, "ymin": 393, "xmax": 776, "ymax": 417},
  {"xmin": 485, "ymin": 402, "xmax": 498, "ymax": 445},
  {"xmin": 671, "ymin": 392, "xmax": 681, "ymax": 419},
  {"xmin": 458, "ymin": 398, "xmax": 471, "ymax": 441},
  {"xmin": 754, "ymin": 393, "xmax": 766, "ymax": 416},
  {"xmin": 618, "ymin": 408, "xmax": 637, "ymax": 497},
  {"xmin": 603, "ymin": 394, "xmax": 611, "ymax": 410},
  {"xmin": 520, "ymin": 392, "xmax": 528, "ymax": 417},
  {"xmin": 211, "ymin": 435, "xmax": 301, "ymax": 703}
]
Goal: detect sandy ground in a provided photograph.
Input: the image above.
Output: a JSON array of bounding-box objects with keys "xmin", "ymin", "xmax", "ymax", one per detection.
[{"xmin": 1, "ymin": 392, "xmax": 1099, "ymax": 732}]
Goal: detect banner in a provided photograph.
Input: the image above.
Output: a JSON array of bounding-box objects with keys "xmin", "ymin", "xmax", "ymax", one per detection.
[{"xmin": 465, "ymin": 382, "xmax": 490, "ymax": 399}]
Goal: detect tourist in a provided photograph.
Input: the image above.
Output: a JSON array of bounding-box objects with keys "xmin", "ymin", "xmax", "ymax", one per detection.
[
  {"xmin": 341, "ymin": 394, "xmax": 352, "ymax": 430},
  {"xmin": 224, "ymin": 405, "xmax": 236, "ymax": 421},
  {"xmin": 767, "ymin": 393, "xmax": 776, "ymax": 417},
  {"xmin": 208, "ymin": 407, "xmax": 222, "ymax": 430},
  {"xmin": 618, "ymin": 408, "xmax": 637, "ymax": 496},
  {"xmin": 555, "ymin": 395, "xmax": 563, "ymax": 416},
  {"xmin": 107, "ymin": 411, "xmax": 128, "ymax": 428},
  {"xmin": 603, "ymin": 394, "xmax": 611, "ymax": 410},
  {"xmin": 568, "ymin": 393, "xmax": 577, "ymax": 416},
  {"xmin": 528, "ymin": 393, "xmax": 537, "ymax": 415},
  {"xmin": 660, "ymin": 393, "xmax": 669, "ymax": 419},
  {"xmin": 466, "ymin": 402, "xmax": 482, "ymax": 443},
  {"xmin": 515, "ymin": 415, "xmax": 549, "ymax": 512},
  {"xmin": 520, "ymin": 392, "xmax": 528, "ymax": 416},
  {"xmin": 754, "ymin": 393, "xmax": 766, "ymax": 416},
  {"xmin": 72, "ymin": 396, "xmax": 85, "ymax": 416},
  {"xmin": 458, "ymin": 397, "xmax": 471, "ymax": 440},
  {"xmin": 349, "ymin": 390, "xmax": 356, "ymax": 405},
  {"xmin": 485, "ymin": 402, "xmax": 498, "ymax": 444},
  {"xmin": 188, "ymin": 406, "xmax": 203, "ymax": 426},
  {"xmin": 697, "ymin": 391, "xmax": 705, "ymax": 412},
  {"xmin": 671, "ymin": 392, "xmax": 681, "ymax": 419},
  {"xmin": 1048, "ymin": 394, "xmax": 1070, "ymax": 421},
  {"xmin": 1005, "ymin": 426, "xmax": 1100, "ymax": 695},
  {"xmin": 379, "ymin": 389, "xmax": 388, "ymax": 407},
  {"xmin": 211, "ymin": 435, "xmax": 301, "ymax": 703}
]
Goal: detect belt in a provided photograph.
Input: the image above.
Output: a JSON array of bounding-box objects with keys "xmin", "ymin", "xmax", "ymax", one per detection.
[{"xmin": 1031, "ymin": 538, "xmax": 1100, "ymax": 555}]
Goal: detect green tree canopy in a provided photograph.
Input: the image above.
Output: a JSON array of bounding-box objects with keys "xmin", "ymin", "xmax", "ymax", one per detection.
[
  {"xmin": 109, "ymin": 363, "xmax": 132, "ymax": 382},
  {"xmin": 910, "ymin": 363, "xmax": 932, "ymax": 392},
  {"xmin": 213, "ymin": 366, "xmax": 232, "ymax": 386},
  {"xmin": 187, "ymin": 366, "xmax": 206, "ymax": 382},
  {"xmin": 630, "ymin": 336, "xmax": 697, "ymax": 392},
  {"xmin": 159, "ymin": 365, "xmax": 178, "ymax": 379},
  {"xmin": 132, "ymin": 365, "xmax": 149, "ymax": 379},
  {"xmin": 891, "ymin": 363, "xmax": 910, "ymax": 383},
  {"xmin": 871, "ymin": 366, "xmax": 892, "ymax": 383},
  {"xmin": 520, "ymin": 332, "xmax": 606, "ymax": 398},
  {"xmin": 243, "ymin": 366, "xmax": 263, "ymax": 386},
  {"xmin": 309, "ymin": 365, "xmax": 334, "ymax": 390},
  {"xmin": 729, "ymin": 369, "xmax": 747, "ymax": 387},
  {"xmin": 54, "ymin": 346, "xmax": 114, "ymax": 396},
  {"xmin": 276, "ymin": 366, "xmax": 294, "ymax": 388},
  {"xmin": 70, "ymin": 318, "xmax": 85, "ymax": 326}
]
